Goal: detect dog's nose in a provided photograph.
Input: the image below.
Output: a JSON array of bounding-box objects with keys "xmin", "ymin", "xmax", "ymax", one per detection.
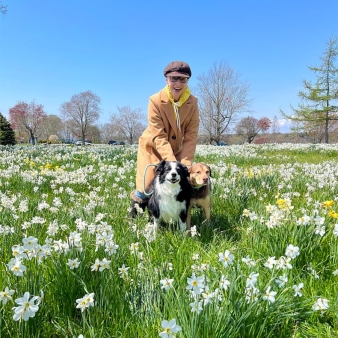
[
  {"xmin": 171, "ymin": 173, "xmax": 177, "ymax": 177},
  {"xmin": 203, "ymin": 177, "xmax": 208, "ymax": 183}
]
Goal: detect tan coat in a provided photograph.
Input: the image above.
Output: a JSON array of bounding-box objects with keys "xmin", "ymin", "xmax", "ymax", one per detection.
[{"xmin": 136, "ymin": 87, "xmax": 199, "ymax": 194}]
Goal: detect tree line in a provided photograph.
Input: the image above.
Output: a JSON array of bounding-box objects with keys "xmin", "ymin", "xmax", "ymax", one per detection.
[{"xmin": 1, "ymin": 36, "xmax": 337, "ymax": 146}]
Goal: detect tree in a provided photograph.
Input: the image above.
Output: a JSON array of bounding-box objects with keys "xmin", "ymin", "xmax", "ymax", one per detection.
[
  {"xmin": 109, "ymin": 106, "xmax": 146, "ymax": 144},
  {"xmin": 236, "ymin": 116, "xmax": 271, "ymax": 143},
  {"xmin": 0, "ymin": 112, "xmax": 16, "ymax": 145},
  {"xmin": 196, "ymin": 61, "xmax": 252, "ymax": 145},
  {"xmin": 9, "ymin": 101, "xmax": 47, "ymax": 144},
  {"xmin": 0, "ymin": 1, "xmax": 7, "ymax": 15},
  {"xmin": 60, "ymin": 90, "xmax": 101, "ymax": 144},
  {"xmin": 40, "ymin": 115, "xmax": 63, "ymax": 142},
  {"xmin": 281, "ymin": 36, "xmax": 338, "ymax": 143},
  {"xmin": 270, "ymin": 115, "xmax": 280, "ymax": 134},
  {"xmin": 257, "ymin": 117, "xmax": 271, "ymax": 133}
]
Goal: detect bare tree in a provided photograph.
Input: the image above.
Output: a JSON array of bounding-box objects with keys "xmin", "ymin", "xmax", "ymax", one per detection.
[
  {"xmin": 270, "ymin": 115, "xmax": 280, "ymax": 134},
  {"xmin": 9, "ymin": 101, "xmax": 47, "ymax": 144},
  {"xmin": 109, "ymin": 106, "xmax": 146, "ymax": 144},
  {"xmin": 60, "ymin": 90, "xmax": 101, "ymax": 144},
  {"xmin": 196, "ymin": 61, "xmax": 252, "ymax": 145},
  {"xmin": 59, "ymin": 119, "xmax": 74, "ymax": 143},
  {"xmin": 87, "ymin": 124, "xmax": 101, "ymax": 143},
  {"xmin": 40, "ymin": 115, "xmax": 63, "ymax": 142},
  {"xmin": 236, "ymin": 116, "xmax": 270, "ymax": 144},
  {"xmin": 0, "ymin": 1, "xmax": 7, "ymax": 14},
  {"xmin": 99, "ymin": 123, "xmax": 113, "ymax": 143}
]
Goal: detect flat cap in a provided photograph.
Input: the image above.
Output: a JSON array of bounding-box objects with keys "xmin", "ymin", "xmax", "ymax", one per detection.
[{"xmin": 163, "ymin": 61, "xmax": 191, "ymax": 77}]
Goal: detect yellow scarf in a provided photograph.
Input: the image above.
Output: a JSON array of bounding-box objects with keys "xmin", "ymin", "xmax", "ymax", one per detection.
[{"xmin": 165, "ymin": 85, "xmax": 191, "ymax": 131}]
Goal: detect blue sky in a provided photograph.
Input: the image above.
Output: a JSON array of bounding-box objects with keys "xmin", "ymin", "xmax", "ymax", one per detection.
[{"xmin": 1, "ymin": 0, "xmax": 337, "ymax": 132}]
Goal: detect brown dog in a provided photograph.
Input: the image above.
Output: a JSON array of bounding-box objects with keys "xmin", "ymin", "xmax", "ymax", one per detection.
[{"xmin": 186, "ymin": 162, "xmax": 212, "ymax": 230}]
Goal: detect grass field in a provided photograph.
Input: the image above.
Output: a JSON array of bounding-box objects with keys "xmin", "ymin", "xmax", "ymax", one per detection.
[{"xmin": 0, "ymin": 143, "xmax": 338, "ymax": 338}]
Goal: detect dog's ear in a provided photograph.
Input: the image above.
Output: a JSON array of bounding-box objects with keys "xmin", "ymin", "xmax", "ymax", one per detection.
[
  {"xmin": 182, "ymin": 164, "xmax": 190, "ymax": 178},
  {"xmin": 155, "ymin": 160, "xmax": 166, "ymax": 176},
  {"xmin": 208, "ymin": 165, "xmax": 212, "ymax": 177}
]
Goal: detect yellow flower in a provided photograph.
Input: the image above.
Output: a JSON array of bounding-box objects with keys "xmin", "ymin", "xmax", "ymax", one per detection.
[
  {"xmin": 242, "ymin": 209, "xmax": 250, "ymax": 217},
  {"xmin": 45, "ymin": 163, "xmax": 52, "ymax": 169},
  {"xmin": 30, "ymin": 162, "xmax": 35, "ymax": 167},
  {"xmin": 276, "ymin": 199, "xmax": 286, "ymax": 208},
  {"xmin": 322, "ymin": 200, "xmax": 334, "ymax": 208},
  {"xmin": 276, "ymin": 198, "xmax": 293, "ymax": 211},
  {"xmin": 328, "ymin": 210, "xmax": 338, "ymax": 218},
  {"xmin": 25, "ymin": 158, "xmax": 30, "ymax": 163}
]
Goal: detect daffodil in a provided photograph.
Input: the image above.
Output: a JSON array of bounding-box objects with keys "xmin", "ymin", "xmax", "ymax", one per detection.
[
  {"xmin": 12, "ymin": 292, "xmax": 40, "ymax": 321},
  {"xmin": 322, "ymin": 200, "xmax": 334, "ymax": 208},
  {"xmin": 263, "ymin": 286, "xmax": 277, "ymax": 303},
  {"xmin": 0, "ymin": 287, "xmax": 15, "ymax": 305},
  {"xmin": 159, "ymin": 318, "xmax": 182, "ymax": 338}
]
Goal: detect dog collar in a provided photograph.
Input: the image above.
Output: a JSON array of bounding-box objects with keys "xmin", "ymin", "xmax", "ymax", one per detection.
[{"xmin": 192, "ymin": 184, "xmax": 206, "ymax": 190}]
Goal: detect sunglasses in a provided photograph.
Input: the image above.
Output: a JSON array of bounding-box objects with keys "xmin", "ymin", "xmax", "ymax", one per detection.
[{"xmin": 167, "ymin": 76, "xmax": 189, "ymax": 83}]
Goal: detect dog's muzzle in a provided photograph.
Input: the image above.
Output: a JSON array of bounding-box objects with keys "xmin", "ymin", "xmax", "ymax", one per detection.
[{"xmin": 167, "ymin": 173, "xmax": 180, "ymax": 184}]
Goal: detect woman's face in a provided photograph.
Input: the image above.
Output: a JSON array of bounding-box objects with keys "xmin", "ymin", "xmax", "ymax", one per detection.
[{"xmin": 166, "ymin": 76, "xmax": 189, "ymax": 101}]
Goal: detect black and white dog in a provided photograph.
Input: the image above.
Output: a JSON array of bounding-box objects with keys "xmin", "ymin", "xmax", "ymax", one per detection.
[{"xmin": 148, "ymin": 160, "xmax": 192, "ymax": 231}]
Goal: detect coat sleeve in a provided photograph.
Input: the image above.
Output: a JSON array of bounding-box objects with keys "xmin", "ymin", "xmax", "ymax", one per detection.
[
  {"xmin": 178, "ymin": 102, "xmax": 199, "ymax": 167},
  {"xmin": 147, "ymin": 98, "xmax": 177, "ymax": 162}
]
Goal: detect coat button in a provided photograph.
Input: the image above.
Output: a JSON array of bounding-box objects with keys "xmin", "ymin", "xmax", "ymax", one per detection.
[{"xmin": 172, "ymin": 135, "xmax": 176, "ymax": 140}]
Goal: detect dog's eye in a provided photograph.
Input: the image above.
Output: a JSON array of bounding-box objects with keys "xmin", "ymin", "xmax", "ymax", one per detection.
[
  {"xmin": 196, "ymin": 171, "xmax": 201, "ymax": 174},
  {"xmin": 206, "ymin": 171, "xmax": 209, "ymax": 174}
]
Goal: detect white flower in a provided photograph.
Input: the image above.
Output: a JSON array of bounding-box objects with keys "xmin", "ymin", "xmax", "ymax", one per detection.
[
  {"xmin": 242, "ymin": 256, "xmax": 256, "ymax": 267},
  {"xmin": 159, "ymin": 318, "xmax": 182, "ymax": 338},
  {"xmin": 201, "ymin": 286, "xmax": 215, "ymax": 305},
  {"xmin": 263, "ymin": 286, "xmax": 277, "ymax": 304},
  {"xmin": 12, "ymin": 292, "xmax": 40, "ymax": 321},
  {"xmin": 0, "ymin": 287, "xmax": 15, "ymax": 304},
  {"xmin": 66, "ymin": 258, "xmax": 80, "ymax": 270},
  {"xmin": 332, "ymin": 269, "xmax": 338, "ymax": 276},
  {"xmin": 219, "ymin": 275, "xmax": 230, "ymax": 290},
  {"xmin": 293, "ymin": 283, "xmax": 304, "ymax": 297},
  {"xmin": 312, "ymin": 297, "xmax": 329, "ymax": 311},
  {"xmin": 118, "ymin": 264, "xmax": 129, "ymax": 279},
  {"xmin": 190, "ymin": 225, "xmax": 199, "ymax": 237},
  {"xmin": 275, "ymin": 275, "xmax": 288, "ymax": 288},
  {"xmin": 8, "ymin": 258, "xmax": 27, "ymax": 277},
  {"xmin": 76, "ymin": 293, "xmax": 95, "ymax": 312},
  {"xmin": 244, "ymin": 286, "xmax": 260, "ymax": 303},
  {"xmin": 246, "ymin": 272, "xmax": 259, "ymax": 288},
  {"xmin": 264, "ymin": 256, "xmax": 276, "ymax": 269},
  {"xmin": 99, "ymin": 258, "xmax": 111, "ymax": 271},
  {"xmin": 314, "ymin": 225, "xmax": 325, "ymax": 237},
  {"xmin": 186, "ymin": 273, "xmax": 205, "ymax": 295},
  {"xmin": 333, "ymin": 224, "xmax": 338, "ymax": 237},
  {"xmin": 91, "ymin": 258, "xmax": 101, "ymax": 271},
  {"xmin": 189, "ymin": 300, "xmax": 203, "ymax": 314},
  {"xmin": 129, "ymin": 242, "xmax": 139, "ymax": 254},
  {"xmin": 276, "ymin": 256, "xmax": 292, "ymax": 270},
  {"xmin": 160, "ymin": 278, "xmax": 174, "ymax": 291},
  {"xmin": 218, "ymin": 250, "xmax": 234, "ymax": 267},
  {"xmin": 22, "ymin": 236, "xmax": 38, "ymax": 251},
  {"xmin": 285, "ymin": 244, "xmax": 300, "ymax": 259},
  {"xmin": 192, "ymin": 253, "xmax": 200, "ymax": 261}
]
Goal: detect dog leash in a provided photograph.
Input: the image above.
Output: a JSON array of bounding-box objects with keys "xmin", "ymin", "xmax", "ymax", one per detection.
[{"xmin": 142, "ymin": 163, "xmax": 158, "ymax": 196}]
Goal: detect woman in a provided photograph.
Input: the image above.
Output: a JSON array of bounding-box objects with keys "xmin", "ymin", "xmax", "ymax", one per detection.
[{"xmin": 130, "ymin": 60, "xmax": 199, "ymax": 217}]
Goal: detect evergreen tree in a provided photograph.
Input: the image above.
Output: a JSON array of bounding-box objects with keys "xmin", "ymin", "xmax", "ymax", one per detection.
[
  {"xmin": 282, "ymin": 36, "xmax": 338, "ymax": 143},
  {"xmin": 0, "ymin": 112, "xmax": 16, "ymax": 145}
]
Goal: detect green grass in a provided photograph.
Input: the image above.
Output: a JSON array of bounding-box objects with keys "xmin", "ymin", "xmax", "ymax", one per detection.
[{"xmin": 0, "ymin": 143, "xmax": 338, "ymax": 337}]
